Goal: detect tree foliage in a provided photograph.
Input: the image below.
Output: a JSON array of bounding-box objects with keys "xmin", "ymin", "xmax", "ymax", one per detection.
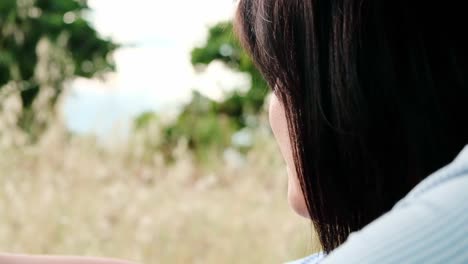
[
  {"xmin": 191, "ymin": 22, "xmax": 268, "ymax": 117},
  {"xmin": 136, "ymin": 22, "xmax": 269, "ymax": 164},
  {"xmin": 163, "ymin": 91, "xmax": 241, "ymax": 163},
  {"xmin": 0, "ymin": 0, "xmax": 117, "ymax": 135}
]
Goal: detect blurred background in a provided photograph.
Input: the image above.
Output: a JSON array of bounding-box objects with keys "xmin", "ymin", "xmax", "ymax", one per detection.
[{"xmin": 0, "ymin": 0, "xmax": 318, "ymax": 263}]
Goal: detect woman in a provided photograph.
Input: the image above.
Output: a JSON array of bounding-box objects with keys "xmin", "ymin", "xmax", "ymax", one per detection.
[{"xmin": 235, "ymin": 0, "xmax": 468, "ymax": 263}]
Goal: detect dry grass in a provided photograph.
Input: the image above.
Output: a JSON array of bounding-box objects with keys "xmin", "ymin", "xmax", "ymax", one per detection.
[{"xmin": 0, "ymin": 122, "xmax": 320, "ymax": 263}]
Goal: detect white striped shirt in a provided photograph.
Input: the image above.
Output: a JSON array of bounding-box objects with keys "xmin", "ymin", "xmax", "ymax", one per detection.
[{"xmin": 288, "ymin": 145, "xmax": 468, "ymax": 264}]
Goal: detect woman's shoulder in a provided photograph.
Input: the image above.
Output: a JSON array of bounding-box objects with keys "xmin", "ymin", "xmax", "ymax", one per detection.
[
  {"xmin": 319, "ymin": 146, "xmax": 468, "ymax": 263},
  {"xmin": 395, "ymin": 145, "xmax": 468, "ymax": 209},
  {"xmin": 288, "ymin": 146, "xmax": 468, "ymax": 264},
  {"xmin": 320, "ymin": 178, "xmax": 468, "ymax": 263},
  {"xmin": 285, "ymin": 252, "xmax": 325, "ymax": 264}
]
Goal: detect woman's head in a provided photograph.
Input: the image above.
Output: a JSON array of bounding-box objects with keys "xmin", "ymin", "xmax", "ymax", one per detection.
[{"xmin": 235, "ymin": 0, "xmax": 468, "ymax": 252}]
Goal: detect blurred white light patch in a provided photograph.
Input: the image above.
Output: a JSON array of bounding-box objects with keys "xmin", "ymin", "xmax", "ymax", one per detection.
[
  {"xmin": 88, "ymin": 0, "xmax": 236, "ymax": 47},
  {"xmin": 223, "ymin": 147, "xmax": 247, "ymax": 169},
  {"xmin": 113, "ymin": 46, "xmax": 193, "ymax": 105},
  {"xmin": 193, "ymin": 61, "xmax": 252, "ymax": 101},
  {"xmin": 232, "ymin": 128, "xmax": 254, "ymax": 148}
]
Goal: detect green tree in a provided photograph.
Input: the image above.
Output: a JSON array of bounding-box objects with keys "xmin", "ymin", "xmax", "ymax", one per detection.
[
  {"xmin": 163, "ymin": 91, "xmax": 240, "ymax": 164},
  {"xmin": 191, "ymin": 22, "xmax": 268, "ymax": 120},
  {"xmin": 134, "ymin": 21, "xmax": 268, "ymax": 164},
  {"xmin": 0, "ymin": 0, "xmax": 117, "ymax": 136}
]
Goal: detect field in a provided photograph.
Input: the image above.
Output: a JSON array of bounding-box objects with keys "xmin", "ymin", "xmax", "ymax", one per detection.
[{"xmin": 0, "ymin": 124, "xmax": 320, "ymax": 263}]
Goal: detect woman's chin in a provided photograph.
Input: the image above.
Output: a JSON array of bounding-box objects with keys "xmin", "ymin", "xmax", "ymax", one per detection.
[
  {"xmin": 288, "ymin": 186, "xmax": 310, "ymax": 219},
  {"xmin": 286, "ymin": 166, "xmax": 310, "ymax": 218}
]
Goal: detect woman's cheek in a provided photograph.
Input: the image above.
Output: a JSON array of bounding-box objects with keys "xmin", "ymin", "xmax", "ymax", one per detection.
[{"xmin": 268, "ymin": 94, "xmax": 309, "ymax": 218}]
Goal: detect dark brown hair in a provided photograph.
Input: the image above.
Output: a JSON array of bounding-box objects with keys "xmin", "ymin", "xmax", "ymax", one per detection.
[{"xmin": 235, "ymin": 0, "xmax": 468, "ymax": 253}]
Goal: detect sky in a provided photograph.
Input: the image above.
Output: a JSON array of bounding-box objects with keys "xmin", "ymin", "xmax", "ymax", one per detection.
[{"xmin": 62, "ymin": 0, "xmax": 249, "ymax": 136}]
